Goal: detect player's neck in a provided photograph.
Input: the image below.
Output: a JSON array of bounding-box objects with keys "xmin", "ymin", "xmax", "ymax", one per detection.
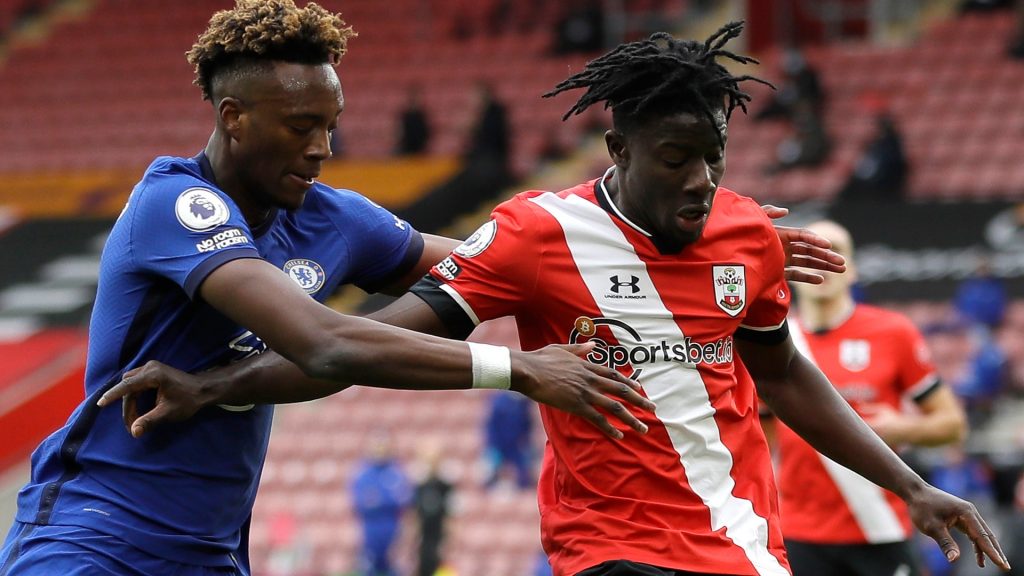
[
  {"xmin": 798, "ymin": 295, "xmax": 855, "ymax": 332},
  {"xmin": 204, "ymin": 135, "xmax": 274, "ymax": 228}
]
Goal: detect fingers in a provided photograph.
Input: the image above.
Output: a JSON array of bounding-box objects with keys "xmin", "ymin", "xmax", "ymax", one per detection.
[
  {"xmin": 787, "ymin": 247, "xmax": 847, "ymax": 271},
  {"xmin": 760, "ymin": 204, "xmax": 788, "ymax": 219},
  {"xmin": 783, "ymin": 269, "xmax": 824, "ymax": 285},
  {"xmin": 577, "ymin": 404, "xmax": 624, "ymax": 440},
  {"xmin": 774, "ymin": 225, "xmax": 832, "ymax": 249},
  {"xmin": 585, "ymin": 364, "xmax": 656, "ymax": 412},
  {"xmin": 98, "ymin": 372, "xmax": 157, "ymax": 407},
  {"xmin": 586, "ymin": 391, "xmax": 649, "ymax": 435},
  {"xmin": 960, "ymin": 512, "xmax": 1010, "ymax": 570},
  {"xmin": 130, "ymin": 404, "xmax": 173, "ymax": 439},
  {"xmin": 931, "ymin": 526, "xmax": 961, "ymax": 564}
]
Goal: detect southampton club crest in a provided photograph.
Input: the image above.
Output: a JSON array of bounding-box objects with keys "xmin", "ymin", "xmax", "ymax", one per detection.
[
  {"xmin": 283, "ymin": 258, "xmax": 326, "ymax": 295},
  {"xmin": 713, "ymin": 265, "xmax": 746, "ymax": 316}
]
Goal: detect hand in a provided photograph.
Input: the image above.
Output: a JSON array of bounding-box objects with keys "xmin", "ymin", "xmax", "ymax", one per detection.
[
  {"xmin": 97, "ymin": 361, "xmax": 213, "ymax": 438},
  {"xmin": 907, "ymin": 483, "xmax": 1010, "ymax": 571},
  {"xmin": 761, "ymin": 205, "xmax": 847, "ymax": 285},
  {"xmin": 511, "ymin": 342, "xmax": 656, "ymax": 440}
]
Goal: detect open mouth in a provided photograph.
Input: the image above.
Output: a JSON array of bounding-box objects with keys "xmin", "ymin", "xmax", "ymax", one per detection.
[
  {"xmin": 289, "ymin": 173, "xmax": 317, "ymax": 188},
  {"xmin": 676, "ymin": 204, "xmax": 709, "ymax": 231}
]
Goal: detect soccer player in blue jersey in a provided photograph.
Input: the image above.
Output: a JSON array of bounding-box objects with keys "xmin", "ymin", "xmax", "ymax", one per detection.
[{"xmin": 0, "ymin": 3, "xmax": 659, "ymax": 575}]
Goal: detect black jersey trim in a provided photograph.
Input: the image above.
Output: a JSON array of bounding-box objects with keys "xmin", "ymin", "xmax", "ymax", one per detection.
[
  {"xmin": 34, "ymin": 375, "xmax": 122, "ymax": 524},
  {"xmin": 0, "ymin": 522, "xmax": 35, "ymax": 575},
  {"xmin": 735, "ymin": 319, "xmax": 790, "ymax": 345},
  {"xmin": 183, "ymin": 249, "xmax": 261, "ymax": 299},
  {"xmin": 409, "ymin": 275, "xmax": 476, "ymax": 341},
  {"xmin": 910, "ymin": 375, "xmax": 943, "ymax": 404}
]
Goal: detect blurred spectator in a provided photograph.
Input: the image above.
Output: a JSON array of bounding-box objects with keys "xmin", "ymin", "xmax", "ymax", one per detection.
[
  {"xmin": 413, "ymin": 441, "xmax": 455, "ymax": 576},
  {"xmin": 953, "ymin": 325, "xmax": 1008, "ymax": 425},
  {"xmin": 484, "ymin": 391, "xmax": 535, "ymax": 490},
  {"xmin": 351, "ymin": 433, "xmax": 412, "ymax": 576},
  {"xmin": 763, "ymin": 100, "xmax": 831, "ymax": 174},
  {"xmin": 955, "ymin": 256, "xmax": 1008, "ymax": 329},
  {"xmin": 919, "ymin": 446, "xmax": 994, "ymax": 576},
  {"xmin": 1010, "ymin": 0, "xmax": 1024, "ymax": 59},
  {"xmin": 395, "ymin": 86, "xmax": 431, "ymax": 156},
  {"xmin": 553, "ymin": 0, "xmax": 604, "ymax": 55},
  {"xmin": 837, "ymin": 113, "xmax": 908, "ymax": 203},
  {"xmin": 755, "ymin": 48, "xmax": 826, "ymax": 122},
  {"xmin": 396, "ymin": 82, "xmax": 513, "ymax": 233},
  {"xmin": 464, "ymin": 82, "xmax": 510, "ymax": 166}
]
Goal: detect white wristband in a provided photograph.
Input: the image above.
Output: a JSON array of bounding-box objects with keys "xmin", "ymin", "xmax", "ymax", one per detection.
[{"xmin": 468, "ymin": 342, "xmax": 512, "ymax": 390}]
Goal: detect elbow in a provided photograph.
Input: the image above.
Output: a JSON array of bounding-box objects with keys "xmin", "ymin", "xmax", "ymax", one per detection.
[{"xmin": 293, "ymin": 342, "xmax": 358, "ymax": 382}]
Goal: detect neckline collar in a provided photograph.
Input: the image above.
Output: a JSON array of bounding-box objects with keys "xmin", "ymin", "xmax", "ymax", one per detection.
[{"xmin": 595, "ymin": 166, "xmax": 652, "ymax": 237}]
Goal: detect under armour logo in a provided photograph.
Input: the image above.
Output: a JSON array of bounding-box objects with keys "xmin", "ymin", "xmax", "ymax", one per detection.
[{"xmin": 609, "ymin": 275, "xmax": 640, "ymax": 294}]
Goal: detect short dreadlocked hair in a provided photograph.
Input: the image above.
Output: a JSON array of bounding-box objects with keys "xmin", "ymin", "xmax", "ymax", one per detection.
[
  {"xmin": 544, "ymin": 22, "xmax": 772, "ymax": 139},
  {"xmin": 187, "ymin": 0, "xmax": 355, "ymax": 101}
]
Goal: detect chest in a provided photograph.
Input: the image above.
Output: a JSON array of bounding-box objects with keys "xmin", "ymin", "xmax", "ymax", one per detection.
[{"xmin": 804, "ymin": 333, "xmax": 903, "ymax": 405}]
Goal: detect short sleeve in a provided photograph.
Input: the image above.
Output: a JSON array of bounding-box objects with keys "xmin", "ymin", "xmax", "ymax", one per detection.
[
  {"xmin": 896, "ymin": 318, "xmax": 941, "ymax": 402},
  {"xmin": 128, "ymin": 178, "xmax": 259, "ymax": 299},
  {"xmin": 332, "ymin": 192, "xmax": 423, "ymax": 293},
  {"xmin": 736, "ymin": 215, "xmax": 791, "ymax": 345},
  {"xmin": 412, "ymin": 196, "xmax": 542, "ymax": 331}
]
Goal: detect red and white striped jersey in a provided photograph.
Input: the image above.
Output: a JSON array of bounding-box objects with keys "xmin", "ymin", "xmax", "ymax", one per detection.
[
  {"xmin": 777, "ymin": 305, "xmax": 941, "ymax": 545},
  {"xmin": 416, "ymin": 178, "xmax": 793, "ymax": 575}
]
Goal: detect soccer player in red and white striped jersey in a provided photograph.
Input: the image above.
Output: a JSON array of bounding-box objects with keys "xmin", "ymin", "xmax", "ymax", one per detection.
[
  {"xmin": 769, "ymin": 220, "xmax": 967, "ymax": 576},
  {"xmin": 404, "ymin": 25, "xmax": 1004, "ymax": 576},
  {"xmin": 99, "ymin": 22, "xmax": 1010, "ymax": 576}
]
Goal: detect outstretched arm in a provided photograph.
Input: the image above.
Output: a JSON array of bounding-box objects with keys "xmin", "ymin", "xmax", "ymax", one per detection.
[
  {"xmin": 740, "ymin": 335, "xmax": 1009, "ymax": 571},
  {"xmin": 101, "ymin": 287, "xmax": 654, "ymax": 440}
]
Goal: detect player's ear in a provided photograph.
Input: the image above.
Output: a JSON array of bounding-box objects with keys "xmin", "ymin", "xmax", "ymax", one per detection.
[
  {"xmin": 605, "ymin": 129, "xmax": 629, "ymax": 170},
  {"xmin": 218, "ymin": 97, "xmax": 244, "ymax": 140}
]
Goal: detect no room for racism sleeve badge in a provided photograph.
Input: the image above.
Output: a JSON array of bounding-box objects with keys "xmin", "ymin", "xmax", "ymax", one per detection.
[{"xmin": 713, "ymin": 265, "xmax": 746, "ymax": 317}]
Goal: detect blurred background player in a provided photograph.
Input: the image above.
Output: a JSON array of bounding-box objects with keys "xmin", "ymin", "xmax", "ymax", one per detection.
[
  {"xmin": 350, "ymin": 433, "xmax": 411, "ymax": 576},
  {"xmin": 766, "ymin": 220, "xmax": 968, "ymax": 576}
]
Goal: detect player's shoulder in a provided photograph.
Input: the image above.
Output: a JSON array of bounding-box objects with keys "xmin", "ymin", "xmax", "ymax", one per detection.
[
  {"xmin": 714, "ymin": 187, "xmax": 769, "ymax": 221},
  {"xmin": 126, "ymin": 155, "xmax": 238, "ymax": 229},
  {"xmin": 501, "ymin": 179, "xmax": 598, "ymax": 215},
  {"xmin": 138, "ymin": 155, "xmax": 210, "ymax": 195},
  {"xmin": 705, "ymin": 187, "xmax": 774, "ymax": 240}
]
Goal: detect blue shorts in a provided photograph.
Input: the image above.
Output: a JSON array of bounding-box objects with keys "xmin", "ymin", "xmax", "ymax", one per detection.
[{"xmin": 0, "ymin": 522, "xmax": 242, "ymax": 576}]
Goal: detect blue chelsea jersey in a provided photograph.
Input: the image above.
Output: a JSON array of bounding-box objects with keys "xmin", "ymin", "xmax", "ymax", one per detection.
[{"xmin": 14, "ymin": 153, "xmax": 422, "ymax": 568}]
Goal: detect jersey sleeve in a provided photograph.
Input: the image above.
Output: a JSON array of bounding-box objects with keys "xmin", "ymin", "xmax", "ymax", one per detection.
[
  {"xmin": 325, "ymin": 191, "xmax": 423, "ymax": 293},
  {"xmin": 735, "ymin": 209, "xmax": 791, "ymax": 345},
  {"xmin": 895, "ymin": 317, "xmax": 942, "ymax": 402},
  {"xmin": 127, "ymin": 175, "xmax": 259, "ymax": 299},
  {"xmin": 410, "ymin": 196, "xmax": 543, "ymax": 339}
]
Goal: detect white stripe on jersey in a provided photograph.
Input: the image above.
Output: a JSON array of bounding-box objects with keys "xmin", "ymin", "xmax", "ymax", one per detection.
[
  {"xmin": 789, "ymin": 323, "xmax": 908, "ymax": 543},
  {"xmin": 530, "ymin": 192, "xmax": 788, "ymax": 576},
  {"xmin": 439, "ymin": 283, "xmax": 481, "ymax": 325}
]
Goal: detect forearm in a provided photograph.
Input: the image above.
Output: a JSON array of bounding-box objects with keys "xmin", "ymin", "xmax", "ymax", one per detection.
[
  {"xmin": 204, "ymin": 351, "xmax": 345, "ymax": 405},
  {"xmin": 203, "ymin": 294, "xmax": 460, "ymax": 405},
  {"xmin": 886, "ymin": 410, "xmax": 966, "ymax": 447},
  {"xmin": 758, "ymin": 354, "xmax": 928, "ymax": 500}
]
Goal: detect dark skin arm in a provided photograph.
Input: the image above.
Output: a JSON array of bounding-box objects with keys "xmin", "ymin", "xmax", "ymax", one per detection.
[
  {"xmin": 99, "ymin": 212, "xmax": 845, "ymax": 436},
  {"xmin": 739, "ymin": 335, "xmax": 1010, "ymax": 571},
  {"xmin": 105, "ymin": 251, "xmax": 652, "ymax": 439}
]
